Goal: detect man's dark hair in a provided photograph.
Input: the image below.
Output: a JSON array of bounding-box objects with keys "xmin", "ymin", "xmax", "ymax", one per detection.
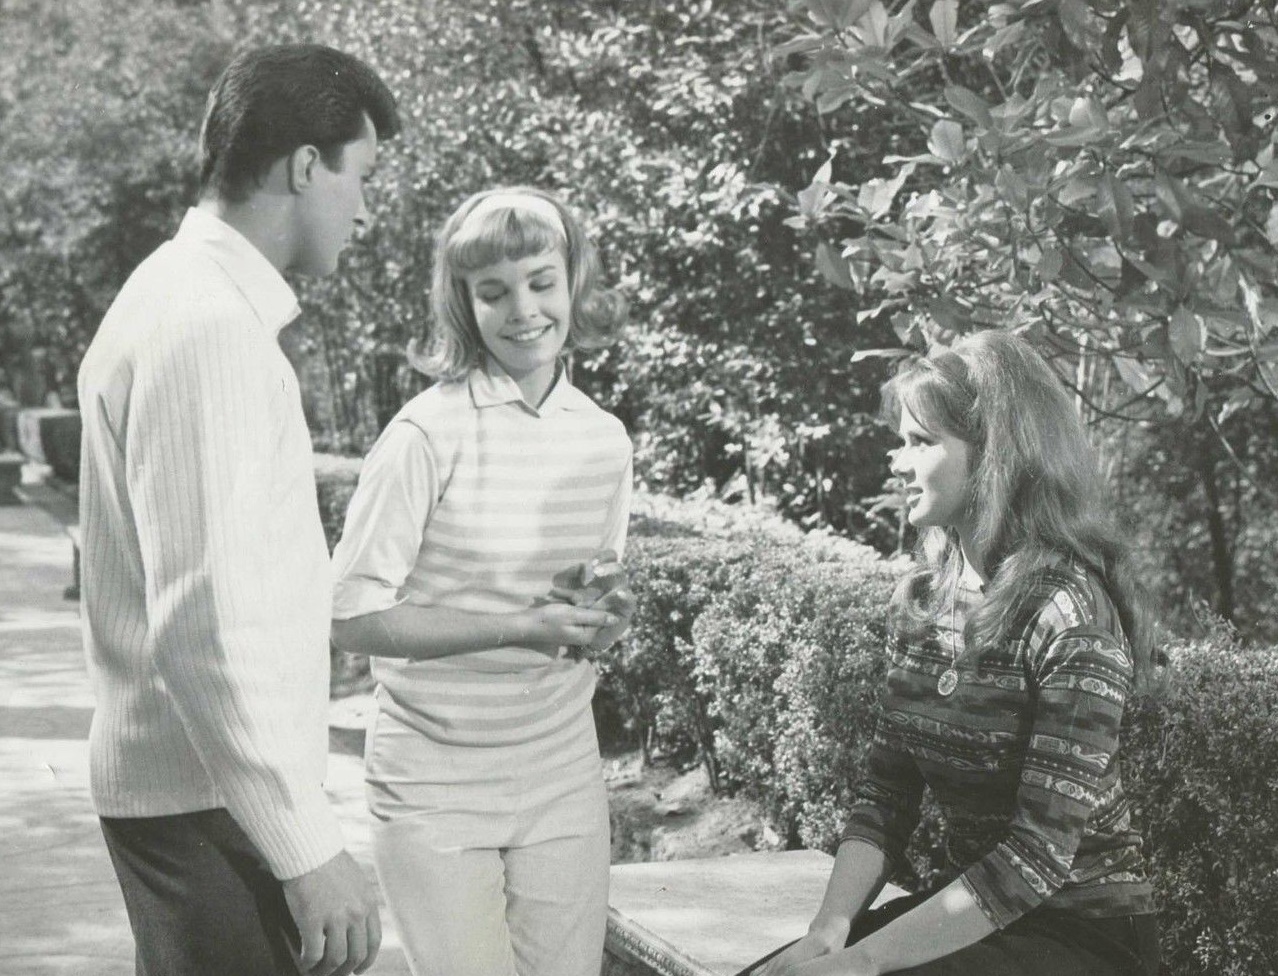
[{"xmin": 199, "ymin": 44, "xmax": 400, "ymax": 202}]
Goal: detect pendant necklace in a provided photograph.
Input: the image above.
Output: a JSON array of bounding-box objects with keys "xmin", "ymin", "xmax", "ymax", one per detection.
[{"xmin": 937, "ymin": 580, "xmax": 960, "ymax": 697}]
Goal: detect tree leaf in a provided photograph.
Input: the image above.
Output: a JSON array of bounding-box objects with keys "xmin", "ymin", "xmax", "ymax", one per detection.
[
  {"xmin": 1097, "ymin": 172, "xmax": 1134, "ymax": 242},
  {"xmin": 771, "ymin": 34, "xmax": 827, "ymax": 61},
  {"xmin": 1182, "ymin": 205, "xmax": 1235, "ymax": 244},
  {"xmin": 1168, "ymin": 307, "xmax": 1205, "ymax": 364},
  {"xmin": 927, "ymin": 119, "xmax": 966, "ymax": 162},
  {"xmin": 804, "ymin": 0, "xmax": 874, "ymax": 30},
  {"xmin": 983, "ymin": 21, "xmax": 1025, "ymax": 59},
  {"xmin": 855, "ymin": 1, "xmax": 890, "ymax": 48},
  {"xmin": 1113, "ymin": 355, "xmax": 1156, "ymax": 396},
  {"xmin": 1163, "ymin": 141, "xmax": 1233, "ymax": 166},
  {"xmin": 1154, "ymin": 170, "xmax": 1187, "ymax": 221},
  {"xmin": 944, "ymin": 85, "xmax": 994, "ymax": 129},
  {"xmin": 1251, "ymin": 160, "xmax": 1278, "ymax": 190},
  {"xmin": 928, "ymin": 0, "xmax": 958, "ymax": 49},
  {"xmin": 994, "ymin": 164, "xmax": 1029, "ymax": 210},
  {"xmin": 815, "ymin": 241, "xmax": 856, "ymax": 289},
  {"xmin": 1127, "ymin": 0, "xmax": 1161, "ymax": 62},
  {"xmin": 1057, "ymin": 0, "xmax": 1094, "ymax": 51},
  {"xmin": 817, "ymin": 83, "xmax": 861, "ymax": 114},
  {"xmin": 1044, "ymin": 124, "xmax": 1105, "ymax": 147},
  {"xmin": 926, "ymin": 294, "xmax": 969, "ymax": 331},
  {"xmin": 850, "ymin": 347, "xmax": 912, "ymax": 363},
  {"xmin": 1068, "ymin": 95, "xmax": 1109, "ymax": 132},
  {"xmin": 857, "ymin": 162, "xmax": 916, "ymax": 219},
  {"xmin": 1037, "ymin": 246, "xmax": 1064, "ymax": 282}
]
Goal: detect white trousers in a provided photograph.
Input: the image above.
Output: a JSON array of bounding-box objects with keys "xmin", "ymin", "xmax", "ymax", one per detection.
[{"xmin": 366, "ymin": 706, "xmax": 610, "ymax": 976}]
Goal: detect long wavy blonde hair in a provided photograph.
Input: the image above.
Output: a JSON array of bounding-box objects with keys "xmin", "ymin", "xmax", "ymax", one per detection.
[{"xmin": 882, "ymin": 330, "xmax": 1157, "ymax": 691}]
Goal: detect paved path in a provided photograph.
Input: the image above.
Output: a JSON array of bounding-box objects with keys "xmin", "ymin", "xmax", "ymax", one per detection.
[{"xmin": 0, "ymin": 503, "xmax": 410, "ymax": 975}]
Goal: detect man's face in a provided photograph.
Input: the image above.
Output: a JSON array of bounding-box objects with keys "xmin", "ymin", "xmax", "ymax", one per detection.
[{"xmin": 292, "ymin": 113, "xmax": 378, "ymax": 277}]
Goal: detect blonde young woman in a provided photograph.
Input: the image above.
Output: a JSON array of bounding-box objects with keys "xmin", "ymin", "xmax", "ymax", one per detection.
[
  {"xmin": 751, "ymin": 331, "xmax": 1160, "ymax": 976},
  {"xmin": 330, "ymin": 187, "xmax": 634, "ymax": 976}
]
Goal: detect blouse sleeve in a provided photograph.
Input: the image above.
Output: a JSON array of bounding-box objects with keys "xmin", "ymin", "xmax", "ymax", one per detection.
[
  {"xmin": 840, "ymin": 634, "xmax": 927, "ymax": 869},
  {"xmin": 959, "ymin": 604, "xmax": 1134, "ymax": 928},
  {"xmin": 600, "ymin": 453, "xmax": 634, "ymax": 560},
  {"xmin": 331, "ymin": 421, "xmax": 440, "ymax": 620}
]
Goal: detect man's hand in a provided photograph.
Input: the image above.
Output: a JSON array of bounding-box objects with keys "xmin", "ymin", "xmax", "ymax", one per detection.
[{"xmin": 282, "ymin": 850, "xmax": 382, "ymax": 976}]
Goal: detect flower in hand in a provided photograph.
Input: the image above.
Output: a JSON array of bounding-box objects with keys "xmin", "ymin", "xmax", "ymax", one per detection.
[{"xmin": 549, "ymin": 549, "xmax": 635, "ymax": 657}]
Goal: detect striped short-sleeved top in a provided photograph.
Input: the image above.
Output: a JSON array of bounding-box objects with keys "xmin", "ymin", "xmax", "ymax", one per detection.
[
  {"xmin": 332, "ymin": 362, "xmax": 633, "ymax": 750},
  {"xmin": 841, "ymin": 563, "xmax": 1154, "ymax": 930}
]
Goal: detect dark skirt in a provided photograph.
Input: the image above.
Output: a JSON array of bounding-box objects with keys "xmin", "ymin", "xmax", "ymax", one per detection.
[{"xmin": 738, "ymin": 891, "xmax": 1161, "ymax": 976}]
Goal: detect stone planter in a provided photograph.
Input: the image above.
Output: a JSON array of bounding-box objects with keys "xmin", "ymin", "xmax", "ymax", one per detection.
[
  {"xmin": 0, "ymin": 403, "xmax": 21, "ymax": 453},
  {"xmin": 16, "ymin": 407, "xmax": 81, "ymax": 482},
  {"xmin": 0, "ymin": 451, "xmax": 23, "ymax": 505}
]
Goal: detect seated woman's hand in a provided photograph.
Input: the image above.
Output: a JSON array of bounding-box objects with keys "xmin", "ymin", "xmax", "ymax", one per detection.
[{"xmin": 754, "ymin": 921, "xmax": 851, "ymax": 976}]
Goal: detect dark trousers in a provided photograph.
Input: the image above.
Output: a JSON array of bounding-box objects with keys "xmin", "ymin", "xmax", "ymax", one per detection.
[
  {"xmin": 739, "ymin": 891, "xmax": 1161, "ymax": 976},
  {"xmin": 100, "ymin": 809, "xmax": 301, "ymax": 976}
]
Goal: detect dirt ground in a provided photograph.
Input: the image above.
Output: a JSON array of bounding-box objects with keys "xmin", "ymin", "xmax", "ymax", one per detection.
[
  {"xmin": 333, "ymin": 654, "xmax": 780, "ymax": 865},
  {"xmin": 603, "ymin": 752, "xmax": 781, "ymax": 864}
]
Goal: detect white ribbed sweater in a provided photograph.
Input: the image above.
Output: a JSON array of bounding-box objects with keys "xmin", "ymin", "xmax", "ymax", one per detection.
[{"xmin": 76, "ymin": 209, "xmax": 345, "ymax": 879}]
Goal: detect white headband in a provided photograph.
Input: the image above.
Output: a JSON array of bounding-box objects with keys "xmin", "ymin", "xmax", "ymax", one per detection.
[{"xmin": 460, "ymin": 192, "xmax": 568, "ymax": 240}]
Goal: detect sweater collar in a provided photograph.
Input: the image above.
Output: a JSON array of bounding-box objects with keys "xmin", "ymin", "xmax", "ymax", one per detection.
[{"xmin": 175, "ymin": 208, "xmax": 301, "ymax": 335}]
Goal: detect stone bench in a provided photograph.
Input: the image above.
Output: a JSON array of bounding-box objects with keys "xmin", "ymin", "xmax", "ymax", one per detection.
[
  {"xmin": 0, "ymin": 451, "xmax": 23, "ymax": 505},
  {"xmin": 13, "ymin": 478, "xmax": 81, "ymax": 601},
  {"xmin": 13, "ymin": 406, "xmax": 82, "ymax": 599},
  {"xmin": 605, "ymin": 850, "xmax": 907, "ymax": 976}
]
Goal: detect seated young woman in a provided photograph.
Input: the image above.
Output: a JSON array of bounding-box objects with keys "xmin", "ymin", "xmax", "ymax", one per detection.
[{"xmin": 750, "ymin": 330, "xmax": 1161, "ymax": 976}]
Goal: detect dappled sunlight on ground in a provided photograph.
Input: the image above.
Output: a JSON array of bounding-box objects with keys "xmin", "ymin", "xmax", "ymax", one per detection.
[{"xmin": 605, "ymin": 753, "xmax": 779, "ymax": 865}]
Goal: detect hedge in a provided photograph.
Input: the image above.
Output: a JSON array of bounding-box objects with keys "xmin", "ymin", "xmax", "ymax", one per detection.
[
  {"xmin": 314, "ymin": 458, "xmax": 1277, "ymax": 975},
  {"xmin": 1123, "ymin": 623, "xmax": 1278, "ymax": 976},
  {"xmin": 611, "ymin": 492, "xmax": 1278, "ymax": 976}
]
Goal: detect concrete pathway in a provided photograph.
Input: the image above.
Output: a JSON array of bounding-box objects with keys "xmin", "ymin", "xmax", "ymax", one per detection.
[{"xmin": 0, "ymin": 503, "xmax": 410, "ymax": 975}]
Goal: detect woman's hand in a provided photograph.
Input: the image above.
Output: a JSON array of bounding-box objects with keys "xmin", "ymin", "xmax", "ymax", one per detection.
[
  {"xmin": 548, "ymin": 549, "xmax": 636, "ymax": 655},
  {"xmin": 755, "ymin": 940, "xmax": 878, "ymax": 976},
  {"xmin": 754, "ymin": 920, "xmax": 849, "ymax": 976},
  {"xmin": 514, "ymin": 602, "xmax": 618, "ymax": 655}
]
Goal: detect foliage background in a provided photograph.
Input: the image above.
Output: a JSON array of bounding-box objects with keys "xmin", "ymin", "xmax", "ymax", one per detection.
[
  {"xmin": 6, "ymin": 0, "xmax": 1278, "ymax": 641},
  {"xmin": 5, "ymin": 1, "xmax": 1278, "ymax": 969}
]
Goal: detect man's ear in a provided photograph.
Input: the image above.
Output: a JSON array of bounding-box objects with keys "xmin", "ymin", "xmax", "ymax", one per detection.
[{"xmin": 286, "ymin": 144, "xmax": 322, "ymax": 193}]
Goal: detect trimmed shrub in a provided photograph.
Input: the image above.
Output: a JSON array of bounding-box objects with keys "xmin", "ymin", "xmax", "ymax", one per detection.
[
  {"xmin": 689, "ymin": 542, "xmax": 949, "ymax": 887},
  {"xmin": 614, "ymin": 492, "xmax": 1278, "ymax": 974},
  {"xmin": 1124, "ymin": 622, "xmax": 1278, "ymax": 976},
  {"xmin": 313, "ymin": 452, "xmax": 370, "ymax": 696},
  {"xmin": 592, "ymin": 534, "xmax": 751, "ymax": 770},
  {"xmin": 313, "ymin": 453, "xmax": 363, "ymax": 554}
]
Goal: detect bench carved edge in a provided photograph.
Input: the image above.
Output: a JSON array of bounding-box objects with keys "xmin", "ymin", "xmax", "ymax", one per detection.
[{"xmin": 606, "ymin": 906, "xmax": 722, "ymax": 976}]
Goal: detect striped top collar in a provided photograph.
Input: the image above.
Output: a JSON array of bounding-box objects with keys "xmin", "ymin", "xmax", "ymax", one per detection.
[{"xmin": 469, "ymin": 359, "xmax": 593, "ymax": 414}]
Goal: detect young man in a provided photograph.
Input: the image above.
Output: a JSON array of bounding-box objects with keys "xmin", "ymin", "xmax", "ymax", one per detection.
[{"xmin": 77, "ymin": 44, "xmax": 400, "ymax": 976}]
